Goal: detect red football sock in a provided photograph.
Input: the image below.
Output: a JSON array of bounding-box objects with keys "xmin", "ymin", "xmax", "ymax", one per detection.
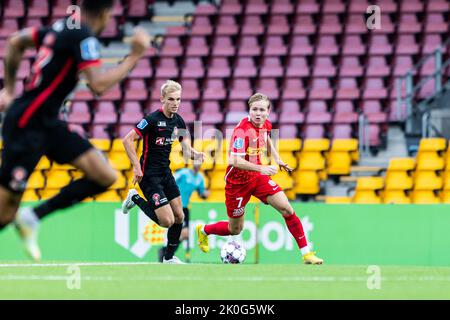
[
  {"xmin": 284, "ymin": 212, "xmax": 308, "ymax": 250},
  {"xmin": 204, "ymin": 221, "xmax": 231, "ymax": 236}
]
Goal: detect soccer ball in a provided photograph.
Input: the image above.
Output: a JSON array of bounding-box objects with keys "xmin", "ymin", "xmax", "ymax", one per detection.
[{"xmin": 220, "ymin": 240, "xmax": 246, "ymax": 264}]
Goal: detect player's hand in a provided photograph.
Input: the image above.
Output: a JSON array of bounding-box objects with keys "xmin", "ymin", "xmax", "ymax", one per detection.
[
  {"xmin": 129, "ymin": 27, "xmax": 151, "ymax": 58},
  {"xmin": 0, "ymin": 88, "xmax": 14, "ymax": 112},
  {"xmin": 276, "ymin": 159, "xmax": 293, "ymax": 172},
  {"xmin": 194, "ymin": 151, "xmax": 206, "ymax": 164},
  {"xmin": 132, "ymin": 165, "xmax": 143, "ymax": 185},
  {"xmin": 260, "ymin": 165, "xmax": 278, "ymax": 176}
]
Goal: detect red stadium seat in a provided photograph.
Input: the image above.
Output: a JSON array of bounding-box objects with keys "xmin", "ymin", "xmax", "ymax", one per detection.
[
  {"xmin": 211, "ymin": 36, "xmax": 236, "ymax": 57},
  {"xmin": 207, "ymin": 57, "xmax": 231, "ymax": 79},
  {"xmin": 229, "ymin": 78, "xmax": 253, "ymax": 101},
  {"xmin": 181, "ymin": 57, "xmax": 205, "ymax": 79}
]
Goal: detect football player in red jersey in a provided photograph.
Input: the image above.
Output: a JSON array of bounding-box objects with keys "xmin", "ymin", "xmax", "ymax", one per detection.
[{"xmin": 196, "ymin": 93, "xmax": 323, "ymax": 264}]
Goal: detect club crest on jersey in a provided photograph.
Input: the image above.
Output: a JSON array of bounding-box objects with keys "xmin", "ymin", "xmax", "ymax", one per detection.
[
  {"xmin": 137, "ymin": 119, "xmax": 148, "ymax": 130},
  {"xmin": 152, "ymin": 193, "xmax": 161, "ymax": 206},
  {"xmin": 156, "ymin": 137, "xmax": 165, "ymax": 145},
  {"xmin": 234, "ymin": 138, "xmax": 244, "ymax": 150},
  {"xmin": 157, "ymin": 121, "xmax": 166, "ymax": 127}
]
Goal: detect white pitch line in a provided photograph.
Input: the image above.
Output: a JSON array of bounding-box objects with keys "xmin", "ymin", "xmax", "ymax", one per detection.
[
  {"xmin": 1, "ymin": 275, "xmax": 450, "ymax": 282},
  {"xmin": 0, "ymin": 262, "xmax": 159, "ymax": 268}
]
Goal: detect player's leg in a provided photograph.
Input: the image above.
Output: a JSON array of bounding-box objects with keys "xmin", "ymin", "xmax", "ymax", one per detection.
[
  {"xmin": 159, "ymin": 206, "xmax": 189, "ymax": 262},
  {"xmin": 265, "ymin": 188, "xmax": 323, "ymax": 265},
  {"xmin": 162, "ymin": 175, "xmax": 185, "ymax": 262},
  {"xmin": 28, "ymin": 125, "xmax": 116, "ymax": 221},
  {"xmin": 0, "ymin": 186, "xmax": 23, "ymax": 231},
  {"xmin": 196, "ymin": 184, "xmax": 251, "ymax": 253}
]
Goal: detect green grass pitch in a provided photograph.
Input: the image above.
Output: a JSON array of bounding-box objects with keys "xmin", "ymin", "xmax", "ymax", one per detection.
[{"xmin": 0, "ymin": 262, "xmax": 450, "ymax": 299}]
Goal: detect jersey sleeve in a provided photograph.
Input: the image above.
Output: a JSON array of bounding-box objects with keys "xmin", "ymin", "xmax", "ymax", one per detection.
[
  {"xmin": 134, "ymin": 115, "xmax": 152, "ymax": 138},
  {"xmin": 71, "ymin": 27, "xmax": 102, "ymax": 72},
  {"xmin": 31, "ymin": 26, "xmax": 50, "ymax": 49},
  {"xmin": 229, "ymin": 126, "xmax": 248, "ymax": 156}
]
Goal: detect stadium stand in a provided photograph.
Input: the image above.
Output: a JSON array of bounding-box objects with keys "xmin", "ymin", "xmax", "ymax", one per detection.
[{"xmin": 1, "ymin": 0, "xmax": 450, "ymax": 203}]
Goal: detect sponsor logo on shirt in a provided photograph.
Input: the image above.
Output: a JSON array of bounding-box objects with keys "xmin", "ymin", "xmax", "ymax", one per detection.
[
  {"xmin": 232, "ymin": 207, "xmax": 245, "ymax": 217},
  {"xmin": 157, "ymin": 121, "xmax": 166, "ymax": 127},
  {"xmin": 233, "ymin": 138, "xmax": 244, "ymax": 150},
  {"xmin": 155, "ymin": 137, "xmax": 165, "ymax": 145},
  {"xmin": 137, "ymin": 119, "xmax": 148, "ymax": 130},
  {"xmin": 246, "ymin": 147, "xmax": 264, "ymax": 156}
]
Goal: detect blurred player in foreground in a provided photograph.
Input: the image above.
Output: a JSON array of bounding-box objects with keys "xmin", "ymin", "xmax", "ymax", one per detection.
[
  {"xmin": 196, "ymin": 93, "xmax": 323, "ymax": 265},
  {"xmin": 158, "ymin": 163, "xmax": 209, "ymax": 262},
  {"xmin": 0, "ymin": 0, "xmax": 151, "ymax": 261},
  {"xmin": 121, "ymin": 80, "xmax": 206, "ymax": 264}
]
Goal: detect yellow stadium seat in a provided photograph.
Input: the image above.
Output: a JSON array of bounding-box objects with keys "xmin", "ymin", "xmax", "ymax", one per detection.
[
  {"xmin": 111, "ymin": 139, "xmax": 126, "ymax": 152},
  {"xmin": 414, "ymin": 171, "xmax": 443, "ymax": 190},
  {"xmin": 302, "ymin": 139, "xmax": 330, "ymax": 152},
  {"xmin": 411, "ymin": 190, "xmax": 440, "ymax": 204},
  {"xmin": 279, "ymin": 152, "xmax": 298, "ymax": 169},
  {"xmin": 385, "ymin": 171, "xmax": 413, "ymax": 190},
  {"xmin": 325, "ymin": 196, "xmax": 352, "ymax": 204},
  {"xmin": 169, "ymin": 150, "xmax": 186, "ymax": 171},
  {"xmin": 70, "ymin": 170, "xmax": 85, "ymax": 180},
  {"xmin": 109, "ymin": 173, "xmax": 128, "ymax": 190},
  {"xmin": 95, "ymin": 190, "xmax": 122, "ymax": 202},
  {"xmin": 418, "ymin": 138, "xmax": 446, "ymax": 153},
  {"xmin": 388, "ymin": 158, "xmax": 415, "ymax": 171},
  {"xmin": 331, "ymin": 139, "xmax": 358, "ymax": 152},
  {"xmin": 416, "ymin": 152, "xmax": 445, "ymax": 171},
  {"xmin": 26, "ymin": 172, "xmax": 45, "ymax": 190},
  {"xmin": 327, "ymin": 152, "xmax": 352, "ymax": 175},
  {"xmin": 272, "ymin": 171, "xmax": 294, "ymax": 190},
  {"xmin": 90, "ymin": 139, "xmax": 111, "ymax": 152},
  {"xmin": 52, "ymin": 162, "xmax": 76, "ymax": 171},
  {"xmin": 285, "ymin": 189, "xmax": 296, "ymax": 200},
  {"xmin": 294, "ymin": 171, "xmax": 320, "ymax": 194},
  {"xmin": 352, "ymin": 177, "xmax": 384, "ymax": 204},
  {"xmin": 22, "ymin": 190, "xmax": 39, "ymax": 202},
  {"xmin": 45, "ymin": 170, "xmax": 72, "ymax": 189},
  {"xmin": 39, "ymin": 188, "xmax": 62, "ymax": 200},
  {"xmin": 108, "ymin": 152, "xmax": 132, "ymax": 170},
  {"xmin": 383, "ymin": 190, "xmax": 411, "ymax": 204},
  {"xmin": 209, "ymin": 170, "xmax": 226, "ymax": 190},
  {"xmin": 35, "ymin": 157, "xmax": 51, "ymax": 171},
  {"xmin": 298, "ymin": 152, "xmax": 326, "ymax": 171},
  {"xmin": 277, "ymin": 139, "xmax": 302, "ymax": 152}
]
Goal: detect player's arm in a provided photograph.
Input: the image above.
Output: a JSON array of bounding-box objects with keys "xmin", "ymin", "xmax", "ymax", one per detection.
[
  {"xmin": 229, "ymin": 154, "xmax": 278, "ymax": 175},
  {"xmin": 267, "ymin": 138, "xmax": 293, "ymax": 172},
  {"xmin": 180, "ymin": 137, "xmax": 206, "ymax": 163},
  {"xmin": 81, "ymin": 28, "xmax": 150, "ymax": 96},
  {"xmin": 0, "ymin": 28, "xmax": 36, "ymax": 110},
  {"xmin": 122, "ymin": 129, "xmax": 143, "ymax": 185}
]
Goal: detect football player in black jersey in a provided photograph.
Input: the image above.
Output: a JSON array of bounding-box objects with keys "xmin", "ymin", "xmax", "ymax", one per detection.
[
  {"xmin": 0, "ymin": 0, "xmax": 151, "ymax": 261},
  {"xmin": 121, "ymin": 80, "xmax": 206, "ymax": 264}
]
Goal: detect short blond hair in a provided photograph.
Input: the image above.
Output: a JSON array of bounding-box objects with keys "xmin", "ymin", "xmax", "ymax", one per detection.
[
  {"xmin": 248, "ymin": 93, "xmax": 271, "ymax": 109},
  {"xmin": 161, "ymin": 80, "xmax": 182, "ymax": 97}
]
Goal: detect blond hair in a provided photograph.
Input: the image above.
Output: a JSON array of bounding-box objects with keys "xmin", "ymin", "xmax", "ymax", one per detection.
[
  {"xmin": 161, "ymin": 80, "xmax": 182, "ymax": 97},
  {"xmin": 248, "ymin": 93, "xmax": 271, "ymax": 109}
]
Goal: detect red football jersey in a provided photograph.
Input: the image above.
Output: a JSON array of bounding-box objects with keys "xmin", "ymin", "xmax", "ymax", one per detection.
[{"xmin": 225, "ymin": 117, "xmax": 272, "ymax": 185}]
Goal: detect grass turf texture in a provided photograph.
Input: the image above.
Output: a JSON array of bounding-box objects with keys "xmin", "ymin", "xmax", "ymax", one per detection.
[{"xmin": 1, "ymin": 263, "xmax": 450, "ymax": 299}]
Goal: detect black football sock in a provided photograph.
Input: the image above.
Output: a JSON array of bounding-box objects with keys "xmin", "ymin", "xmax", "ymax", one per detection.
[
  {"xmin": 131, "ymin": 194, "xmax": 160, "ymax": 225},
  {"xmin": 164, "ymin": 223, "xmax": 183, "ymax": 260},
  {"xmin": 34, "ymin": 178, "xmax": 108, "ymax": 219}
]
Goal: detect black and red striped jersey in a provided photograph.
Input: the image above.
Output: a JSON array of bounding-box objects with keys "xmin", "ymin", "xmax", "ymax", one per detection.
[
  {"xmin": 134, "ymin": 108, "xmax": 187, "ymax": 176},
  {"xmin": 8, "ymin": 18, "xmax": 101, "ymax": 129}
]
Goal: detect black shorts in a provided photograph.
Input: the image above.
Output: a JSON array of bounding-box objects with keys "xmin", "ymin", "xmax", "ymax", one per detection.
[
  {"xmin": 139, "ymin": 171, "xmax": 181, "ymax": 210},
  {"xmin": 0, "ymin": 117, "xmax": 93, "ymax": 193},
  {"xmin": 182, "ymin": 207, "xmax": 189, "ymax": 228}
]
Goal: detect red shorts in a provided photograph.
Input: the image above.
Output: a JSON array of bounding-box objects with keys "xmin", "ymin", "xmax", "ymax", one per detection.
[{"xmin": 225, "ymin": 174, "xmax": 283, "ymax": 218}]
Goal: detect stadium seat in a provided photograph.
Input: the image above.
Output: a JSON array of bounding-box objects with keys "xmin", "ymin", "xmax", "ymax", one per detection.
[
  {"xmin": 45, "ymin": 170, "xmax": 72, "ymax": 189},
  {"xmin": 327, "ymin": 139, "xmax": 358, "ymax": 175},
  {"xmin": 293, "ymin": 170, "xmax": 321, "ymax": 195},
  {"xmin": 35, "ymin": 157, "xmax": 52, "ymax": 171},
  {"xmin": 95, "ymin": 190, "xmax": 122, "ymax": 202},
  {"xmin": 26, "ymin": 172, "xmax": 45, "ymax": 190},
  {"xmin": 109, "ymin": 152, "xmax": 132, "ymax": 171},
  {"xmin": 272, "ymin": 171, "xmax": 294, "ymax": 190},
  {"xmin": 325, "ymin": 196, "xmax": 352, "ymax": 204},
  {"xmin": 352, "ymin": 177, "xmax": 384, "ymax": 204},
  {"xmin": 22, "ymin": 190, "xmax": 40, "ymax": 202}
]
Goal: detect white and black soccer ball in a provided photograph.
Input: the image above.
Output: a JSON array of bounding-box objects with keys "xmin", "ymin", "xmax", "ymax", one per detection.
[{"xmin": 220, "ymin": 240, "xmax": 246, "ymax": 264}]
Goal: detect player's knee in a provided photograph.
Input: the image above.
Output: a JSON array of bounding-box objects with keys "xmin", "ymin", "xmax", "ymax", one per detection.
[
  {"xmin": 175, "ymin": 212, "xmax": 184, "ymax": 224},
  {"xmin": 280, "ymin": 205, "xmax": 294, "ymax": 217},
  {"xmin": 229, "ymin": 225, "xmax": 243, "ymax": 235},
  {"xmin": 159, "ymin": 216, "xmax": 174, "ymax": 228}
]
